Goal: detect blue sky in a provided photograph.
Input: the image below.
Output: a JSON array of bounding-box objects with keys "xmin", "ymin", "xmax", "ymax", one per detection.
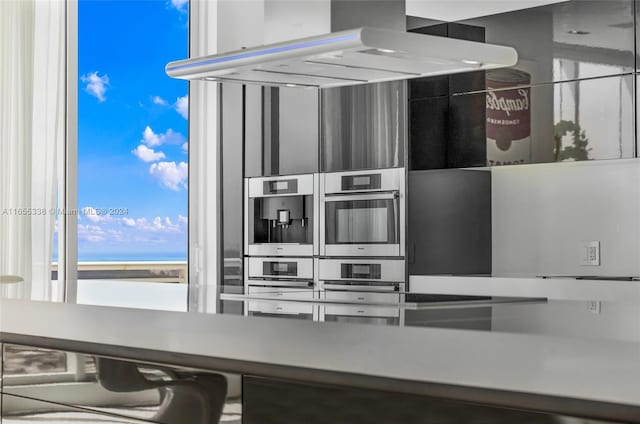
[{"xmin": 72, "ymin": 0, "xmax": 189, "ymax": 261}]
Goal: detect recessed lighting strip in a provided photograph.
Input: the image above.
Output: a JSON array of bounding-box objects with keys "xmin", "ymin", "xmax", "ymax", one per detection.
[{"xmin": 167, "ymin": 33, "xmax": 360, "ymax": 72}]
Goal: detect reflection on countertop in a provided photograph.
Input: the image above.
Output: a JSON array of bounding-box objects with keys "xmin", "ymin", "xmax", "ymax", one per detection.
[{"xmin": 220, "ymin": 290, "xmax": 640, "ymax": 343}]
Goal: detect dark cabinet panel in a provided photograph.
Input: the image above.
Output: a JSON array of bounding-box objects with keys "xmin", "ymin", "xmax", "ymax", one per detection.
[
  {"xmin": 410, "ymin": 74, "xmax": 635, "ymax": 169},
  {"xmin": 409, "ymin": 23, "xmax": 488, "ymax": 170},
  {"xmin": 408, "ymin": 169, "xmax": 492, "ymax": 276},
  {"xmin": 2, "ymin": 344, "xmax": 241, "ymax": 424},
  {"xmin": 245, "ymin": 86, "xmax": 319, "ymax": 177},
  {"xmin": 321, "ymin": 81, "xmax": 406, "ymax": 172},
  {"xmin": 242, "ymin": 375, "xmax": 616, "ymax": 424},
  {"xmin": 409, "ymin": 96, "xmax": 448, "ymax": 170}
]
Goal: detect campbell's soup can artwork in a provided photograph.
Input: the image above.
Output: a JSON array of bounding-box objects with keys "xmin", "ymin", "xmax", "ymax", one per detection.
[{"xmin": 486, "ymin": 69, "xmax": 531, "ymax": 166}]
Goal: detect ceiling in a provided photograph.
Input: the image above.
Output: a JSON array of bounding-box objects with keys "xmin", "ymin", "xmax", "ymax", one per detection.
[{"xmin": 405, "ymin": 0, "xmax": 569, "ymax": 22}]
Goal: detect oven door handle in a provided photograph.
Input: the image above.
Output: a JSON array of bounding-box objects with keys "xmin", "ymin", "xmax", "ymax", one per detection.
[{"xmin": 323, "ymin": 192, "xmax": 399, "ymax": 202}]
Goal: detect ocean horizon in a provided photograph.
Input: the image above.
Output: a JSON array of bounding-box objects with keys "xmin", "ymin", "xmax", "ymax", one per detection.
[{"xmin": 53, "ymin": 253, "xmax": 188, "ymax": 263}]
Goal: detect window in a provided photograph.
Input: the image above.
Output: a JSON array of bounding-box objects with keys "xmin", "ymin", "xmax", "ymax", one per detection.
[{"xmin": 54, "ymin": 0, "xmax": 190, "ymax": 311}]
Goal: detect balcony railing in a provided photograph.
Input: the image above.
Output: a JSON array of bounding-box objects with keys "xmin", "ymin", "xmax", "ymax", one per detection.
[{"xmin": 51, "ymin": 261, "xmax": 188, "ymax": 284}]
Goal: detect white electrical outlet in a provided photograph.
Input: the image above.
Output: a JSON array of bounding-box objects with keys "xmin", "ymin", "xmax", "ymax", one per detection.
[
  {"xmin": 587, "ymin": 301, "xmax": 601, "ymax": 314},
  {"xmin": 580, "ymin": 241, "xmax": 600, "ymax": 266}
]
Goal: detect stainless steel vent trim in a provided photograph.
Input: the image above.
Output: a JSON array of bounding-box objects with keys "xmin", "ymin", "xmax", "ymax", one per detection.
[
  {"xmin": 166, "ymin": 27, "xmax": 518, "ymax": 88},
  {"xmin": 166, "ymin": 29, "xmax": 364, "ymax": 76}
]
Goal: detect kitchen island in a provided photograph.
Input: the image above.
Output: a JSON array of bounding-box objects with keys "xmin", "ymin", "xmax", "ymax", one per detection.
[{"xmin": 1, "ymin": 297, "xmax": 639, "ymax": 423}]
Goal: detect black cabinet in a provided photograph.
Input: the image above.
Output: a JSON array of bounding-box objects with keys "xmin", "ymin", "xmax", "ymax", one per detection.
[
  {"xmin": 408, "ymin": 169, "xmax": 492, "ymax": 276},
  {"xmin": 409, "ymin": 23, "xmax": 488, "ymax": 170},
  {"xmin": 241, "ymin": 375, "xmax": 602, "ymax": 424}
]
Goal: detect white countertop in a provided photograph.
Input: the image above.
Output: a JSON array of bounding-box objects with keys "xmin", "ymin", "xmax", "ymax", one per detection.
[
  {"xmin": 1, "ymin": 298, "xmax": 640, "ymax": 420},
  {"xmin": 410, "ymin": 275, "xmax": 640, "ymax": 302}
]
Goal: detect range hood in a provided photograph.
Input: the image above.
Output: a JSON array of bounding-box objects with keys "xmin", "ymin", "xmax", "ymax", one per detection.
[{"xmin": 165, "ymin": 26, "xmax": 517, "ymax": 88}]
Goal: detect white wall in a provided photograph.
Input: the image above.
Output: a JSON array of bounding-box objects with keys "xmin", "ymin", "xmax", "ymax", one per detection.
[{"xmin": 492, "ymin": 159, "xmax": 640, "ymax": 278}]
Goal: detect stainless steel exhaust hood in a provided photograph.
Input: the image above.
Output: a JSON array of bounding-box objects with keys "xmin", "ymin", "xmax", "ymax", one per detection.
[{"xmin": 165, "ymin": 26, "xmax": 517, "ymax": 88}]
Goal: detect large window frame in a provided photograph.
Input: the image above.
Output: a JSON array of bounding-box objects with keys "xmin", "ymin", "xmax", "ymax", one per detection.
[
  {"xmin": 60, "ymin": 0, "xmax": 201, "ymax": 307},
  {"xmin": 60, "ymin": 0, "xmax": 223, "ymax": 313}
]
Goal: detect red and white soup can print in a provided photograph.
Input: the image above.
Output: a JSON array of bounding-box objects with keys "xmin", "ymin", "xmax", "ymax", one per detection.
[{"xmin": 486, "ymin": 69, "xmax": 532, "ymax": 166}]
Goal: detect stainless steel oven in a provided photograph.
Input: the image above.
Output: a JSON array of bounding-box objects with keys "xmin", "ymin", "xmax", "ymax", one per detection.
[
  {"xmin": 320, "ymin": 168, "xmax": 405, "ymax": 257},
  {"xmin": 318, "ymin": 258, "xmax": 405, "ymax": 325},
  {"xmin": 246, "ymin": 257, "xmax": 314, "ymax": 284},
  {"xmin": 244, "ymin": 257, "xmax": 318, "ymax": 319},
  {"xmin": 245, "ymin": 173, "xmax": 319, "ymax": 257}
]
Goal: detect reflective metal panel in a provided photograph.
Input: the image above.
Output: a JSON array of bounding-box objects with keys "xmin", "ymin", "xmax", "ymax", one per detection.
[
  {"xmin": 221, "ymin": 83, "xmax": 245, "ymax": 298},
  {"xmin": 410, "ymin": 74, "xmax": 634, "ymax": 169},
  {"xmin": 322, "ymin": 81, "xmax": 407, "ymax": 172},
  {"xmin": 245, "ymin": 86, "xmax": 319, "ymax": 177},
  {"xmin": 453, "ymin": 0, "xmax": 634, "ymax": 90},
  {"xmin": 2, "ymin": 344, "xmax": 241, "ymax": 424}
]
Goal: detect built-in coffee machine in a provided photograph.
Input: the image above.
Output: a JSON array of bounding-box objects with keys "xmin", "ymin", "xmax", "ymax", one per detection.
[
  {"xmin": 244, "ymin": 174, "xmax": 320, "ymax": 319},
  {"xmin": 244, "ymin": 174, "xmax": 318, "ymax": 257}
]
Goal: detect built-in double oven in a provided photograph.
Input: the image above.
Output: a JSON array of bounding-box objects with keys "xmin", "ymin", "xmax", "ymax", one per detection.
[
  {"xmin": 320, "ymin": 167, "xmax": 405, "ymax": 257},
  {"xmin": 318, "ymin": 167, "xmax": 406, "ymax": 325}
]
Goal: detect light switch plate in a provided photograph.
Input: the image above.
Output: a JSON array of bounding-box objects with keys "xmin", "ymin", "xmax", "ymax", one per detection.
[
  {"xmin": 581, "ymin": 241, "xmax": 600, "ymax": 266},
  {"xmin": 587, "ymin": 300, "xmax": 601, "ymax": 314}
]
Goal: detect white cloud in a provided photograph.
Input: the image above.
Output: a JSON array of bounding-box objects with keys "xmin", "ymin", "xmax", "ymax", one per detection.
[
  {"xmin": 122, "ymin": 217, "xmax": 136, "ymax": 227},
  {"xmin": 175, "ymin": 95, "xmax": 188, "ymax": 119},
  {"xmin": 182, "ymin": 142, "xmax": 188, "ymax": 153},
  {"xmin": 149, "ymin": 161, "xmax": 188, "ymax": 191},
  {"xmin": 79, "ymin": 214, "xmax": 188, "ymax": 246},
  {"xmin": 107, "ymin": 229, "xmax": 124, "ymax": 242},
  {"xmin": 141, "ymin": 126, "xmax": 161, "ymax": 147},
  {"xmin": 171, "ymin": 0, "xmax": 188, "ymax": 12},
  {"xmin": 152, "ymin": 216, "xmax": 178, "ymax": 232},
  {"xmin": 152, "ymin": 95, "xmax": 168, "ymax": 106},
  {"xmin": 78, "ymin": 223, "xmax": 106, "ymax": 242},
  {"xmin": 140, "ymin": 126, "xmax": 185, "ymax": 147},
  {"xmin": 81, "ymin": 71, "xmax": 109, "ymax": 102},
  {"xmin": 82, "ymin": 207, "xmax": 109, "ymax": 223},
  {"xmin": 122, "ymin": 216, "xmax": 181, "ymax": 233},
  {"xmin": 132, "ymin": 144, "xmax": 166, "ymax": 162}
]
